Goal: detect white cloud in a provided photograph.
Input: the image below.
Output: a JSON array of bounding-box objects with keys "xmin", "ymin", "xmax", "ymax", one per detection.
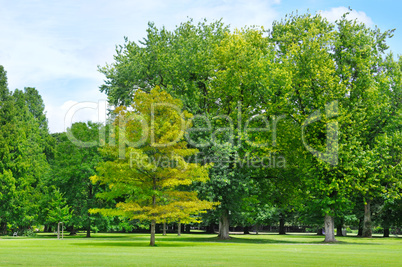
[
  {"xmin": 320, "ymin": 7, "xmax": 374, "ymax": 26},
  {"xmin": 46, "ymin": 98, "xmax": 108, "ymax": 133},
  {"xmin": 173, "ymin": 0, "xmax": 280, "ymax": 30},
  {"xmin": 0, "ymin": 0, "xmax": 282, "ymax": 133}
]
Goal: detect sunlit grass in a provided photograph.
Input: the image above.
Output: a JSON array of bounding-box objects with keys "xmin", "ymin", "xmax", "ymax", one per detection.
[{"xmin": 0, "ymin": 232, "xmax": 401, "ymax": 266}]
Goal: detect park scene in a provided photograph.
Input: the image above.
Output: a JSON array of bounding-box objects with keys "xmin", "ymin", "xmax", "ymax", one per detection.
[{"xmin": 0, "ymin": 1, "xmax": 401, "ymax": 266}]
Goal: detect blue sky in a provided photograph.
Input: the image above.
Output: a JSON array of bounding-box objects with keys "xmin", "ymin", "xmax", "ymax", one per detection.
[{"xmin": 0, "ymin": 0, "xmax": 400, "ymax": 133}]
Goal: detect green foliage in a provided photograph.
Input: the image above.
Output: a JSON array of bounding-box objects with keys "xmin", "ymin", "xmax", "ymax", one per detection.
[
  {"xmin": 99, "ymin": 19, "xmax": 229, "ymax": 113},
  {"xmin": 46, "ymin": 122, "xmax": 109, "ymax": 235},
  {"xmin": 45, "ymin": 189, "xmax": 72, "ymax": 225},
  {"xmin": 91, "ymin": 88, "xmax": 217, "ymax": 245},
  {"xmin": 0, "ymin": 66, "xmax": 50, "ymax": 233},
  {"xmin": 1, "ymin": 11, "xmax": 401, "ymax": 241},
  {"xmin": 0, "ymin": 234, "xmax": 401, "ymax": 266},
  {"xmin": 98, "ymin": 14, "xmax": 402, "ymax": 240},
  {"xmin": 373, "ymin": 226, "xmax": 384, "ymax": 234}
]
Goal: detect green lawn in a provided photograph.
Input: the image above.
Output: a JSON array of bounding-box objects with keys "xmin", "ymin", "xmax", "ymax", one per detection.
[{"xmin": 0, "ymin": 232, "xmax": 401, "ymax": 266}]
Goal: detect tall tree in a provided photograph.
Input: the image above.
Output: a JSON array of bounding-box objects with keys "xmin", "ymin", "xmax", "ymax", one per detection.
[
  {"xmin": 267, "ymin": 11, "xmax": 400, "ymax": 241},
  {"xmin": 0, "ymin": 66, "xmax": 50, "ymax": 234},
  {"xmin": 99, "ymin": 19, "xmax": 229, "ymax": 113},
  {"xmin": 90, "ymin": 88, "xmax": 217, "ymax": 246},
  {"xmin": 268, "ymin": 13, "xmax": 349, "ymax": 242},
  {"xmin": 47, "ymin": 122, "xmax": 107, "ymax": 237},
  {"xmin": 332, "ymin": 15, "xmax": 400, "ymax": 238},
  {"xmin": 97, "ymin": 15, "xmax": 402, "ymax": 242}
]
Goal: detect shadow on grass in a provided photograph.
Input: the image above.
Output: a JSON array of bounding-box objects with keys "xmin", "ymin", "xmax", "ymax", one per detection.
[
  {"xmin": 70, "ymin": 234, "xmax": 384, "ymax": 247},
  {"xmin": 71, "ymin": 236, "xmax": 298, "ymax": 248},
  {"xmin": 28, "ymin": 232, "xmax": 392, "ymax": 247},
  {"xmin": 34, "ymin": 233, "xmax": 142, "ymax": 239},
  {"xmin": 73, "ymin": 241, "xmax": 197, "ymax": 247}
]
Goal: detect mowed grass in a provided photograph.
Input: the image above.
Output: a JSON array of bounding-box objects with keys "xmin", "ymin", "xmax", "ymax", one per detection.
[{"xmin": 0, "ymin": 232, "xmax": 401, "ymax": 266}]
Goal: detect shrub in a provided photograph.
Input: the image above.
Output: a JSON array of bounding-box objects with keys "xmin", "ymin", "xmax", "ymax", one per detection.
[
  {"xmin": 24, "ymin": 228, "xmax": 37, "ymax": 237},
  {"xmin": 373, "ymin": 226, "xmax": 383, "ymax": 234}
]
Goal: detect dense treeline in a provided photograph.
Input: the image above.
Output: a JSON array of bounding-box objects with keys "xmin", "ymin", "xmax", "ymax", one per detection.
[
  {"xmin": 0, "ymin": 65, "xmax": 52, "ymax": 234},
  {"xmin": 98, "ymin": 12, "xmax": 402, "ymax": 242},
  {"xmin": 0, "ymin": 11, "xmax": 401, "ymax": 242}
]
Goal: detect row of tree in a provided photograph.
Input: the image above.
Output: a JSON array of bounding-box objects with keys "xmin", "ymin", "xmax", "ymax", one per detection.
[
  {"xmin": 97, "ymin": 12, "xmax": 402, "ymax": 242},
  {"xmin": 0, "ymin": 11, "xmax": 401, "ymax": 245}
]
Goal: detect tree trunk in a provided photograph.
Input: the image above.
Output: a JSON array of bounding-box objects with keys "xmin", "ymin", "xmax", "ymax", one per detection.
[
  {"xmin": 150, "ymin": 183, "xmax": 156, "ymax": 246},
  {"xmin": 206, "ymin": 223, "xmax": 215, "ymax": 234},
  {"xmin": 358, "ymin": 218, "xmax": 363, "ymax": 236},
  {"xmin": 317, "ymin": 227, "xmax": 323, "ymax": 235},
  {"xmin": 324, "ymin": 214, "xmax": 337, "ymax": 242},
  {"xmin": 45, "ymin": 225, "xmax": 53, "ymax": 233},
  {"xmin": 243, "ymin": 226, "xmax": 250, "ymax": 235},
  {"xmin": 69, "ymin": 226, "xmax": 77, "ymax": 236},
  {"xmin": 1, "ymin": 222, "xmax": 7, "ymax": 235},
  {"xmin": 218, "ymin": 211, "xmax": 230, "ymax": 239},
  {"xmin": 150, "ymin": 220, "xmax": 156, "ymax": 246},
  {"xmin": 255, "ymin": 225, "xmax": 259, "ymax": 235},
  {"xmin": 178, "ymin": 222, "xmax": 181, "ymax": 236},
  {"xmin": 362, "ymin": 201, "xmax": 372, "ymax": 238},
  {"xmin": 336, "ymin": 223, "xmax": 343, "ymax": 236},
  {"xmin": 279, "ymin": 217, "xmax": 286, "ymax": 235},
  {"xmin": 383, "ymin": 228, "xmax": 390, "ymax": 238},
  {"xmin": 86, "ymin": 213, "xmax": 91, "ymax": 238},
  {"xmin": 87, "ymin": 183, "xmax": 93, "ymax": 238},
  {"xmin": 163, "ymin": 222, "xmax": 166, "ymax": 236}
]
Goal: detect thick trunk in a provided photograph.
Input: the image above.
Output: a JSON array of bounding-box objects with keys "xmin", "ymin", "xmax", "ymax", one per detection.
[
  {"xmin": 150, "ymin": 220, "xmax": 156, "ymax": 246},
  {"xmin": 255, "ymin": 225, "xmax": 259, "ymax": 235},
  {"xmin": 362, "ymin": 201, "xmax": 372, "ymax": 238},
  {"xmin": 177, "ymin": 222, "xmax": 181, "ymax": 236},
  {"xmin": 336, "ymin": 223, "xmax": 343, "ymax": 237},
  {"xmin": 279, "ymin": 217, "xmax": 286, "ymax": 235},
  {"xmin": 218, "ymin": 211, "xmax": 230, "ymax": 239},
  {"xmin": 57, "ymin": 223, "xmax": 60, "ymax": 239},
  {"xmin": 243, "ymin": 226, "xmax": 250, "ymax": 235},
  {"xmin": 163, "ymin": 222, "xmax": 166, "ymax": 236},
  {"xmin": 324, "ymin": 214, "xmax": 337, "ymax": 242},
  {"xmin": 383, "ymin": 228, "xmax": 390, "ymax": 238}
]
